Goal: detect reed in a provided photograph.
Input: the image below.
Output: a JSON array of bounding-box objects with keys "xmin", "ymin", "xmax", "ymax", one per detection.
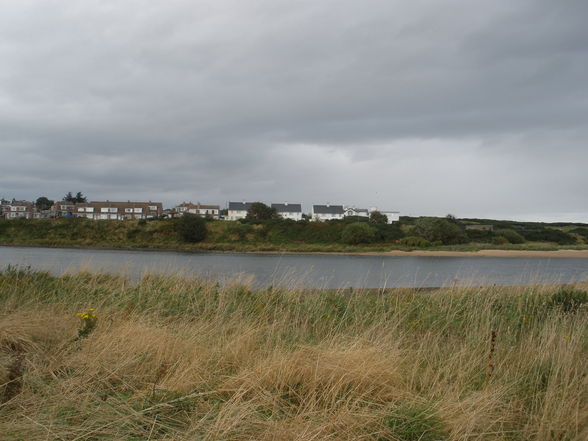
[{"xmin": 0, "ymin": 268, "xmax": 586, "ymax": 440}]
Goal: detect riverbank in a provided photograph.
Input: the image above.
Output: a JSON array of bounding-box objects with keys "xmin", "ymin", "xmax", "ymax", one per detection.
[
  {"xmin": 2, "ymin": 218, "xmax": 588, "ymax": 256},
  {"xmin": 0, "ymin": 269, "xmax": 586, "ymax": 440},
  {"xmin": 3, "ymin": 241, "xmax": 588, "ymax": 258}
]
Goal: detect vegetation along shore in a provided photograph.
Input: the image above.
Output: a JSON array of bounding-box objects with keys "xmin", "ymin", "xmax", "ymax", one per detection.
[
  {"xmin": 0, "ymin": 268, "xmax": 587, "ymax": 439},
  {"xmin": 2, "ymin": 214, "xmax": 588, "ymax": 255}
]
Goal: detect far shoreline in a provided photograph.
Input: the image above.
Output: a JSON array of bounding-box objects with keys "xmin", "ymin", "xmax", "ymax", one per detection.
[{"xmin": 2, "ymin": 243, "xmax": 588, "ymax": 258}]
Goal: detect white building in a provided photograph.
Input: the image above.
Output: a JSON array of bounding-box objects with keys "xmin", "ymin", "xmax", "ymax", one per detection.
[
  {"xmin": 369, "ymin": 207, "xmax": 400, "ymax": 224},
  {"xmin": 227, "ymin": 202, "xmax": 252, "ymax": 221},
  {"xmin": 344, "ymin": 207, "xmax": 369, "ymax": 218},
  {"xmin": 271, "ymin": 203, "xmax": 303, "ymax": 221},
  {"xmin": 312, "ymin": 204, "xmax": 344, "ymax": 221},
  {"xmin": 175, "ymin": 202, "xmax": 220, "ymax": 219}
]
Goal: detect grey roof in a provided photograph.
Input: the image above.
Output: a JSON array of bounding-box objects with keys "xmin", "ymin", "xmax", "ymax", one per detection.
[
  {"xmin": 271, "ymin": 203, "xmax": 302, "ymax": 213},
  {"xmin": 345, "ymin": 207, "xmax": 368, "ymax": 214},
  {"xmin": 313, "ymin": 204, "xmax": 344, "ymax": 214},
  {"xmin": 228, "ymin": 202, "xmax": 252, "ymax": 211}
]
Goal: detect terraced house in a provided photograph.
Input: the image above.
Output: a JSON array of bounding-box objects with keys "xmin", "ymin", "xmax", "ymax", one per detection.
[
  {"xmin": 75, "ymin": 201, "xmax": 163, "ymax": 220},
  {"xmin": 2, "ymin": 200, "xmax": 34, "ymax": 219}
]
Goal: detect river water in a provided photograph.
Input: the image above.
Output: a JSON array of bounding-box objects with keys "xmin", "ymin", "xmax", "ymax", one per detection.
[{"xmin": 1, "ymin": 246, "xmax": 588, "ymax": 288}]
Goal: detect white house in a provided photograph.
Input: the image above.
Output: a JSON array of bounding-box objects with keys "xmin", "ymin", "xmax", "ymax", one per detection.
[
  {"xmin": 312, "ymin": 204, "xmax": 344, "ymax": 221},
  {"xmin": 227, "ymin": 202, "xmax": 252, "ymax": 220},
  {"xmin": 369, "ymin": 207, "xmax": 400, "ymax": 224},
  {"xmin": 380, "ymin": 211, "xmax": 400, "ymax": 223},
  {"xmin": 3, "ymin": 200, "xmax": 34, "ymax": 219},
  {"xmin": 344, "ymin": 207, "xmax": 369, "ymax": 218},
  {"xmin": 175, "ymin": 202, "xmax": 220, "ymax": 219},
  {"xmin": 271, "ymin": 203, "xmax": 303, "ymax": 221}
]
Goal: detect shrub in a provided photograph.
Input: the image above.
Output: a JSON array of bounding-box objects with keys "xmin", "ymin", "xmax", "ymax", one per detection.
[
  {"xmin": 137, "ymin": 219, "xmax": 147, "ymax": 226},
  {"xmin": 548, "ymin": 288, "xmax": 588, "ymax": 313},
  {"xmin": 369, "ymin": 210, "xmax": 388, "ymax": 225},
  {"xmin": 400, "ymin": 236, "xmax": 431, "ymax": 247},
  {"xmin": 176, "ymin": 213, "xmax": 207, "ymax": 243},
  {"xmin": 341, "ymin": 222, "xmax": 376, "ymax": 245},
  {"xmin": 373, "ymin": 223, "xmax": 404, "ymax": 242},
  {"xmin": 492, "ymin": 236, "xmax": 510, "ymax": 245},
  {"xmin": 380, "ymin": 403, "xmax": 448, "ymax": 441},
  {"xmin": 521, "ymin": 228, "xmax": 576, "ymax": 245},
  {"xmin": 413, "ymin": 218, "xmax": 467, "ymax": 245},
  {"xmin": 496, "ymin": 229, "xmax": 525, "ymax": 244},
  {"xmin": 465, "ymin": 229, "xmax": 494, "ymax": 242}
]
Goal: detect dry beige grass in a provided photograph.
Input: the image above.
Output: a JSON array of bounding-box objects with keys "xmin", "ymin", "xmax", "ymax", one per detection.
[{"xmin": 0, "ymin": 269, "xmax": 586, "ymax": 440}]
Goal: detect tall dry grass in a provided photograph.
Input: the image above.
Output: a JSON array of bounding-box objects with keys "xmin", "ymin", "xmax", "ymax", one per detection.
[{"xmin": 0, "ymin": 268, "xmax": 586, "ymax": 440}]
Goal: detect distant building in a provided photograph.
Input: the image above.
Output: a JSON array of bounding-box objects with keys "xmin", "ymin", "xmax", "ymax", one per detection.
[
  {"xmin": 0, "ymin": 199, "xmax": 10, "ymax": 218},
  {"xmin": 175, "ymin": 202, "xmax": 220, "ymax": 219},
  {"xmin": 312, "ymin": 204, "xmax": 344, "ymax": 221},
  {"xmin": 51, "ymin": 201, "xmax": 76, "ymax": 218},
  {"xmin": 272, "ymin": 203, "xmax": 303, "ymax": 221},
  {"xmin": 3, "ymin": 200, "xmax": 34, "ymax": 219},
  {"xmin": 344, "ymin": 207, "xmax": 369, "ymax": 218},
  {"xmin": 74, "ymin": 201, "xmax": 163, "ymax": 220},
  {"xmin": 227, "ymin": 202, "xmax": 252, "ymax": 221},
  {"xmin": 465, "ymin": 225, "xmax": 494, "ymax": 231}
]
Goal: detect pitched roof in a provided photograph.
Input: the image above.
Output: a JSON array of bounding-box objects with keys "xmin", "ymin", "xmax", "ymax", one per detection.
[
  {"xmin": 271, "ymin": 203, "xmax": 302, "ymax": 213},
  {"xmin": 228, "ymin": 202, "xmax": 252, "ymax": 211},
  {"xmin": 177, "ymin": 202, "xmax": 220, "ymax": 210},
  {"xmin": 313, "ymin": 204, "xmax": 344, "ymax": 214}
]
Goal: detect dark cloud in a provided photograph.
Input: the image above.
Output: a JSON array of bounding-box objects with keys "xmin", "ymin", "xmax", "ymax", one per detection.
[{"xmin": 1, "ymin": 0, "xmax": 587, "ymax": 221}]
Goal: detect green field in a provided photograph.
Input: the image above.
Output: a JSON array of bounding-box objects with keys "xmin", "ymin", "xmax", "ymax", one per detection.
[{"xmin": 0, "ymin": 268, "xmax": 587, "ymax": 440}]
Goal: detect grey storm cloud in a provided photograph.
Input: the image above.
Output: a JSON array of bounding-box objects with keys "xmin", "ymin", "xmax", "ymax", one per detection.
[{"xmin": 1, "ymin": 0, "xmax": 587, "ymax": 221}]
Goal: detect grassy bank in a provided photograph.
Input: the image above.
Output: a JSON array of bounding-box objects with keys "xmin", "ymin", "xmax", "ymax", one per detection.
[
  {"xmin": 0, "ymin": 269, "xmax": 587, "ymax": 440},
  {"xmin": 1, "ymin": 218, "xmax": 588, "ymax": 254}
]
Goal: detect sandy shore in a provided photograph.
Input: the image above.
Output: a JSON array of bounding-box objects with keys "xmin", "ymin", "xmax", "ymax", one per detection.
[{"xmin": 356, "ymin": 249, "xmax": 588, "ymax": 258}]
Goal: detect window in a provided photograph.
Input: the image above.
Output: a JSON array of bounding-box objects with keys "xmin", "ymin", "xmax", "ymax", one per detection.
[
  {"xmin": 86, "ymin": 207, "xmax": 94, "ymax": 213},
  {"xmin": 78, "ymin": 207, "xmax": 85, "ymax": 212},
  {"xmin": 149, "ymin": 205, "xmax": 158, "ymax": 211},
  {"xmin": 134, "ymin": 208, "xmax": 142, "ymax": 213},
  {"xmin": 125, "ymin": 208, "xmax": 133, "ymax": 213}
]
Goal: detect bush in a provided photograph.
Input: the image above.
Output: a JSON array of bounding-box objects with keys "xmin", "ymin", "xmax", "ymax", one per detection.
[
  {"xmin": 341, "ymin": 222, "xmax": 376, "ymax": 245},
  {"xmin": 413, "ymin": 218, "xmax": 467, "ymax": 245},
  {"xmin": 521, "ymin": 228, "xmax": 576, "ymax": 245},
  {"xmin": 496, "ymin": 229, "xmax": 525, "ymax": 244},
  {"xmin": 548, "ymin": 288, "xmax": 588, "ymax": 313},
  {"xmin": 400, "ymin": 236, "xmax": 431, "ymax": 247},
  {"xmin": 465, "ymin": 229, "xmax": 494, "ymax": 242},
  {"xmin": 492, "ymin": 236, "xmax": 510, "ymax": 245},
  {"xmin": 176, "ymin": 214, "xmax": 207, "ymax": 243}
]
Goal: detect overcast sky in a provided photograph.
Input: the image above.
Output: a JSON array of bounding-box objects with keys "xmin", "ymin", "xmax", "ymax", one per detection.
[{"xmin": 1, "ymin": 0, "xmax": 587, "ymax": 221}]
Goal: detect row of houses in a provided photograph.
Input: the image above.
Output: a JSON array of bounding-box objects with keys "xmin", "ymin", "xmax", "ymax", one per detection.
[
  {"xmin": 227, "ymin": 202, "xmax": 399, "ymax": 224},
  {"xmin": 1, "ymin": 198, "xmax": 399, "ymax": 223}
]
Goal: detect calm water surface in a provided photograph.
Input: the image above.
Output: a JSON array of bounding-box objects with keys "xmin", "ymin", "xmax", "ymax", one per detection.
[{"xmin": 1, "ymin": 246, "xmax": 588, "ymax": 288}]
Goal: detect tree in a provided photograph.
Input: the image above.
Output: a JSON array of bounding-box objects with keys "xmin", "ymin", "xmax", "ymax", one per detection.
[
  {"xmin": 413, "ymin": 217, "xmax": 468, "ymax": 245},
  {"xmin": 176, "ymin": 213, "xmax": 208, "ymax": 243},
  {"xmin": 341, "ymin": 222, "xmax": 376, "ymax": 245},
  {"xmin": 369, "ymin": 210, "xmax": 388, "ymax": 225},
  {"xmin": 75, "ymin": 192, "xmax": 87, "ymax": 203},
  {"xmin": 246, "ymin": 202, "xmax": 278, "ymax": 221},
  {"xmin": 63, "ymin": 192, "xmax": 87, "ymax": 203},
  {"xmin": 64, "ymin": 192, "xmax": 75, "ymax": 203},
  {"xmin": 35, "ymin": 196, "xmax": 54, "ymax": 211}
]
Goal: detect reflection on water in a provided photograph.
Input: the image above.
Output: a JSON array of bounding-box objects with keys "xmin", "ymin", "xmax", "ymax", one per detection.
[{"xmin": 1, "ymin": 246, "xmax": 588, "ymax": 289}]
